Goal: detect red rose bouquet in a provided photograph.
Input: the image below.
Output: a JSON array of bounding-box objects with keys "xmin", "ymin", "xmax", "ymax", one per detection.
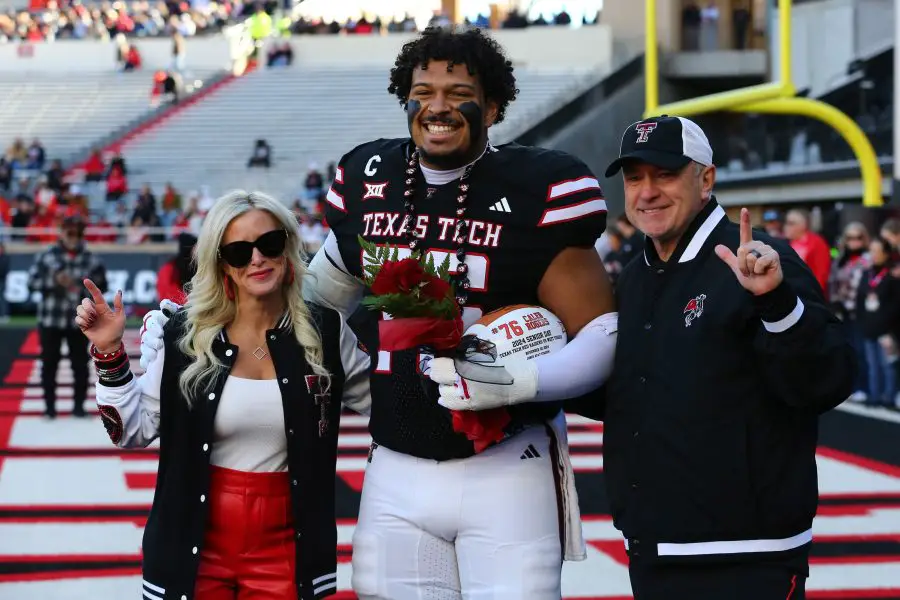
[
  {"xmin": 358, "ymin": 236, "xmax": 510, "ymax": 452},
  {"xmin": 359, "ymin": 237, "xmax": 463, "ymax": 351}
]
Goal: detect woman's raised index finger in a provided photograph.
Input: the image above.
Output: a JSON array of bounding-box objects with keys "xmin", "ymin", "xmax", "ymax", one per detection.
[
  {"xmin": 83, "ymin": 279, "xmax": 107, "ymax": 306},
  {"xmin": 740, "ymin": 208, "xmax": 753, "ymax": 246}
]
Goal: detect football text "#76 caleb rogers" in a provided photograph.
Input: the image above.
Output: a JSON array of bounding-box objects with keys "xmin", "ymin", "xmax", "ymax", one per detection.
[{"xmin": 361, "ymin": 212, "xmax": 503, "ymax": 248}]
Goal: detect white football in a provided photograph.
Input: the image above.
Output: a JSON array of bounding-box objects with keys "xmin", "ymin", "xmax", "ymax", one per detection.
[{"xmin": 464, "ymin": 304, "xmax": 567, "ymax": 365}]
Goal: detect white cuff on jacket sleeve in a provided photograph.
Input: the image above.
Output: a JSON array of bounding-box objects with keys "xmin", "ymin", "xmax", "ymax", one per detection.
[
  {"xmin": 533, "ymin": 312, "xmax": 618, "ymax": 402},
  {"xmin": 762, "ymin": 298, "xmax": 805, "ymax": 333}
]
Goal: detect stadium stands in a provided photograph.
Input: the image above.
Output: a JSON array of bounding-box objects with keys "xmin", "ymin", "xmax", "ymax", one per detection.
[
  {"xmin": 0, "ymin": 71, "xmax": 215, "ymax": 162},
  {"xmin": 119, "ymin": 65, "xmax": 597, "ymax": 203},
  {"xmin": 707, "ymin": 47, "xmax": 894, "ymax": 180}
]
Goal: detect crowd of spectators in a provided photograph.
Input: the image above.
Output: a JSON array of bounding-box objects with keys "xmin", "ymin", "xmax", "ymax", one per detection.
[
  {"xmin": 1, "ymin": 0, "xmax": 593, "ymax": 45},
  {"xmin": 285, "ymin": 8, "xmax": 596, "ymax": 37},
  {"xmin": 0, "ymin": 0, "xmax": 240, "ymax": 44},
  {"xmin": 1, "ymin": 138, "xmax": 329, "ymax": 252},
  {"xmin": 600, "ymin": 205, "xmax": 900, "ymax": 412}
]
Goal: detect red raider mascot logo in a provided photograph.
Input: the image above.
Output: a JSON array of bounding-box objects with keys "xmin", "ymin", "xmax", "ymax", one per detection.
[
  {"xmin": 635, "ymin": 122, "xmax": 658, "ymax": 143},
  {"xmin": 683, "ymin": 294, "xmax": 707, "ymax": 327}
]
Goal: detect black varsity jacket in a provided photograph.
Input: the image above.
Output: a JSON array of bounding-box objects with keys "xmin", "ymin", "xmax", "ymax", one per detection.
[
  {"xmin": 573, "ymin": 199, "xmax": 855, "ymax": 569},
  {"xmin": 95, "ymin": 306, "xmax": 371, "ymax": 600}
]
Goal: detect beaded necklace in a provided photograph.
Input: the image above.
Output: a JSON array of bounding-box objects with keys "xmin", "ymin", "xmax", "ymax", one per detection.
[{"xmin": 402, "ymin": 144, "xmax": 493, "ymax": 309}]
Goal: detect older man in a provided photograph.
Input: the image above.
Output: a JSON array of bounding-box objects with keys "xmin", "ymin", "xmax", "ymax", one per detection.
[
  {"xmin": 783, "ymin": 208, "xmax": 832, "ymax": 295},
  {"xmin": 589, "ymin": 115, "xmax": 855, "ymax": 599}
]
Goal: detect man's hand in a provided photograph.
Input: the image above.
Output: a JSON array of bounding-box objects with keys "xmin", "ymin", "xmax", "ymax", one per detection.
[
  {"xmin": 427, "ymin": 356, "xmax": 538, "ymax": 411},
  {"xmin": 715, "ymin": 208, "xmax": 784, "ymax": 296},
  {"xmin": 139, "ymin": 299, "xmax": 181, "ymax": 370},
  {"xmin": 55, "ymin": 271, "xmax": 73, "ymax": 288}
]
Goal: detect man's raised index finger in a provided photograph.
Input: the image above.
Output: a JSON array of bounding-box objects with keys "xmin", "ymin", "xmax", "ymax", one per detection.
[
  {"xmin": 83, "ymin": 279, "xmax": 107, "ymax": 306},
  {"xmin": 740, "ymin": 208, "xmax": 753, "ymax": 245}
]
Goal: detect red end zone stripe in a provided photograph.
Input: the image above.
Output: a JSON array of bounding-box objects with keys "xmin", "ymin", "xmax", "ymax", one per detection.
[
  {"xmin": 3, "ymin": 360, "xmax": 37, "ymax": 385},
  {"xmin": 0, "ymin": 566, "xmax": 141, "ymax": 583},
  {"xmin": 0, "ymin": 515, "xmax": 148, "ymax": 525},
  {"xmin": 0, "ymin": 553, "xmax": 142, "ymax": 564},
  {"xmin": 817, "ymin": 446, "xmax": 900, "ymax": 479},
  {"xmin": 814, "ymin": 533, "xmax": 900, "ymax": 543},
  {"xmin": 0, "ymin": 504, "xmax": 151, "ymax": 513},
  {"xmin": 18, "ymin": 331, "xmax": 40, "ymax": 356},
  {"xmin": 816, "ymin": 503, "xmax": 900, "ymax": 516},
  {"xmin": 811, "ymin": 554, "xmax": 900, "ymax": 565},
  {"xmin": 809, "ymin": 591, "xmax": 900, "ymax": 598}
]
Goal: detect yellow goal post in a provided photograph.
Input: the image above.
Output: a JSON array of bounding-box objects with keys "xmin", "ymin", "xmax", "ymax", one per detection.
[{"xmin": 643, "ymin": 0, "xmax": 883, "ymax": 207}]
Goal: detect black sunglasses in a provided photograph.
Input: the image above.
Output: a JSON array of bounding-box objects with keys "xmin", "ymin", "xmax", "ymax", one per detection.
[{"xmin": 219, "ymin": 229, "xmax": 288, "ymax": 268}]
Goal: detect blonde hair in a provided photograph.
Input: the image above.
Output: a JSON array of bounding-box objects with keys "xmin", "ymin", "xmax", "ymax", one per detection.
[
  {"xmin": 177, "ymin": 190, "xmax": 328, "ymax": 403},
  {"xmin": 841, "ymin": 221, "xmax": 870, "ymax": 248}
]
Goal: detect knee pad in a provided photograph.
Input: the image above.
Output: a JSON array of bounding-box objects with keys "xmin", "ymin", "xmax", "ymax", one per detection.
[
  {"xmin": 484, "ymin": 535, "xmax": 561, "ymax": 599},
  {"xmin": 350, "ymin": 530, "xmax": 384, "ymax": 598},
  {"xmin": 518, "ymin": 535, "xmax": 563, "ymax": 599},
  {"xmin": 352, "ymin": 528, "xmax": 462, "ymax": 600}
]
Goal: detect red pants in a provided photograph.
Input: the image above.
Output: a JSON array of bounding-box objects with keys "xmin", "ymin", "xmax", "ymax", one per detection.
[{"xmin": 194, "ymin": 466, "xmax": 298, "ymax": 600}]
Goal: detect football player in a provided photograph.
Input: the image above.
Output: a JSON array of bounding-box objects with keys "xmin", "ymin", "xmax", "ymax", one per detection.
[{"xmin": 139, "ymin": 26, "xmax": 618, "ymax": 599}]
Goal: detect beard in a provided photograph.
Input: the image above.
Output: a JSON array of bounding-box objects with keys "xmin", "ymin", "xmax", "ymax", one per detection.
[{"xmin": 407, "ymin": 100, "xmax": 487, "ymax": 170}]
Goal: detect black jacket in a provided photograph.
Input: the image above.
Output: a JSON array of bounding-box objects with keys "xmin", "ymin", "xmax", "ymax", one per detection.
[
  {"xmin": 95, "ymin": 306, "xmax": 370, "ymax": 600},
  {"xmin": 573, "ymin": 199, "xmax": 855, "ymax": 568}
]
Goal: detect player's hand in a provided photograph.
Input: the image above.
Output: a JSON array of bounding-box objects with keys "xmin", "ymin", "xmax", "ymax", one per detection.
[
  {"xmin": 714, "ymin": 208, "xmax": 783, "ymax": 296},
  {"xmin": 426, "ymin": 356, "xmax": 538, "ymax": 411},
  {"xmin": 139, "ymin": 299, "xmax": 181, "ymax": 370},
  {"xmin": 76, "ymin": 279, "xmax": 125, "ymax": 353}
]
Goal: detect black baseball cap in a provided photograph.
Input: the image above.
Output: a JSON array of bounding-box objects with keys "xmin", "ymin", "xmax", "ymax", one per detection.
[{"xmin": 605, "ymin": 115, "xmax": 714, "ymax": 177}]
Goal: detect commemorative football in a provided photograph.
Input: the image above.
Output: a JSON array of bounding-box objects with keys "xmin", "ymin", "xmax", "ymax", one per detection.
[{"xmin": 464, "ymin": 305, "xmax": 568, "ymax": 366}]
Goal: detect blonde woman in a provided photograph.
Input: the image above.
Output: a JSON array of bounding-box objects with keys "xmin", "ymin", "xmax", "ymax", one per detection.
[{"xmin": 75, "ymin": 191, "xmax": 371, "ymax": 600}]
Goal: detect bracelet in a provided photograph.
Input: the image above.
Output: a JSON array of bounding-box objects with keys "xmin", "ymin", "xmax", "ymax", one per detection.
[
  {"xmin": 94, "ymin": 351, "xmax": 129, "ymax": 370},
  {"xmin": 98, "ymin": 367, "xmax": 132, "ymax": 384},
  {"xmin": 90, "ymin": 343, "xmax": 125, "ymax": 362},
  {"xmin": 96, "ymin": 360, "xmax": 132, "ymax": 384},
  {"xmin": 91, "ymin": 342, "xmax": 131, "ymax": 385}
]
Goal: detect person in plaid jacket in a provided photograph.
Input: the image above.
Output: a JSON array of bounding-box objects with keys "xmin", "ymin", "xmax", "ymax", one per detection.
[{"xmin": 28, "ymin": 216, "xmax": 107, "ymax": 418}]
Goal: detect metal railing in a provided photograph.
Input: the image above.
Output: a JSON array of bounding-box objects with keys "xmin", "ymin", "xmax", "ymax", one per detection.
[{"xmin": 0, "ymin": 226, "xmax": 325, "ymax": 253}]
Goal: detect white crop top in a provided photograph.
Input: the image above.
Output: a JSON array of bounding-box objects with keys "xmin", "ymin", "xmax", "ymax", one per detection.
[{"xmin": 210, "ymin": 376, "xmax": 288, "ymax": 473}]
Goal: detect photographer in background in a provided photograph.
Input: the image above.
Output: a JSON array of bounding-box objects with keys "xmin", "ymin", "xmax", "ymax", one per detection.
[{"xmin": 27, "ymin": 216, "xmax": 107, "ymax": 418}]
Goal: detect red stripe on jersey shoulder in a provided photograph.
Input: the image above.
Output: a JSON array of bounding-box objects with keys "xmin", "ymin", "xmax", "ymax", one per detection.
[
  {"xmin": 326, "ymin": 187, "xmax": 346, "ymax": 213},
  {"xmin": 546, "ymin": 176, "xmax": 602, "ymax": 202},
  {"xmin": 538, "ymin": 198, "xmax": 607, "ymax": 227}
]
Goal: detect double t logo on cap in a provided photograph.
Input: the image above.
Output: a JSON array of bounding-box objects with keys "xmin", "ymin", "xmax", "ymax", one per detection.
[{"xmin": 634, "ymin": 122, "xmax": 658, "ymax": 143}]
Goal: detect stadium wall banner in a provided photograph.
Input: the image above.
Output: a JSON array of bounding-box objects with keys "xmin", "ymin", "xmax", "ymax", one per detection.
[{"xmin": 3, "ymin": 252, "xmax": 171, "ymax": 312}]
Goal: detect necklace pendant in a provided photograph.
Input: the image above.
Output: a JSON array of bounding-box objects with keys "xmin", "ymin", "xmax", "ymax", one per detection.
[{"xmin": 253, "ymin": 347, "xmax": 268, "ymax": 361}]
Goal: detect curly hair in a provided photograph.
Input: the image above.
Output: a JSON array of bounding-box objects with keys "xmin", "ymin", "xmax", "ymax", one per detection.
[{"xmin": 388, "ymin": 26, "xmax": 519, "ymax": 124}]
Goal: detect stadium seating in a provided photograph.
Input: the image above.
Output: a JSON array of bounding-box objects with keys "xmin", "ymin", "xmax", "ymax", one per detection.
[
  {"xmin": 0, "ymin": 71, "xmax": 217, "ymax": 163},
  {"xmin": 119, "ymin": 65, "xmax": 598, "ymax": 203}
]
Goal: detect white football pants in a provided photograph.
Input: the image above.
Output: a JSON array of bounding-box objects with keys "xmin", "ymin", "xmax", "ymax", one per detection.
[{"xmin": 351, "ymin": 426, "xmax": 563, "ymax": 600}]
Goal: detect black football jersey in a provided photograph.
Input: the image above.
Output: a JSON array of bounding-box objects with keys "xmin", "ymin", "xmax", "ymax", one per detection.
[{"xmin": 326, "ymin": 138, "xmax": 607, "ymax": 461}]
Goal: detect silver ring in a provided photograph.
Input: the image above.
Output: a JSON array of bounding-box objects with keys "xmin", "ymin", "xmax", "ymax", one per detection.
[{"xmin": 749, "ymin": 249, "xmax": 763, "ymax": 259}]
